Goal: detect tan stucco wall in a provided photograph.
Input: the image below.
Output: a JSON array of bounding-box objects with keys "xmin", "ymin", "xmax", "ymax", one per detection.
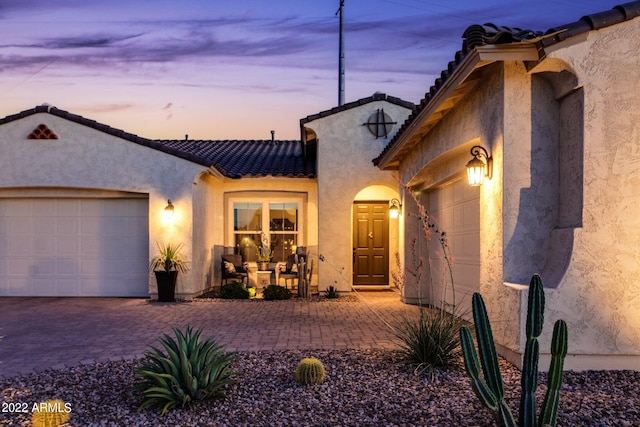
[
  {"xmin": 305, "ymin": 100, "xmax": 412, "ymax": 292},
  {"xmin": 527, "ymin": 18, "xmax": 640, "ymax": 369},
  {"xmin": 397, "ymin": 64, "xmax": 517, "ymax": 344},
  {"xmin": 0, "ymin": 113, "xmax": 207, "ymax": 298},
  {"xmin": 396, "ymin": 17, "xmax": 640, "ymax": 370}
]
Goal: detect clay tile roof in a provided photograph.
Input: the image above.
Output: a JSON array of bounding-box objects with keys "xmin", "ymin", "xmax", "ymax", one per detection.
[
  {"xmin": 373, "ymin": 1, "xmax": 640, "ymax": 167},
  {"xmin": 0, "ymin": 105, "xmax": 316, "ymax": 179},
  {"xmin": 154, "ymin": 139, "xmax": 316, "ymax": 179}
]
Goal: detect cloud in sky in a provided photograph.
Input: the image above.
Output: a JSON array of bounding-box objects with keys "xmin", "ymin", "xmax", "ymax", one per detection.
[{"xmin": 0, "ymin": 0, "xmax": 619, "ymax": 139}]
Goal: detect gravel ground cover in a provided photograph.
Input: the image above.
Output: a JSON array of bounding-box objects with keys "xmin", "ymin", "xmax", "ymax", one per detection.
[{"xmin": 1, "ymin": 349, "xmax": 639, "ymax": 426}]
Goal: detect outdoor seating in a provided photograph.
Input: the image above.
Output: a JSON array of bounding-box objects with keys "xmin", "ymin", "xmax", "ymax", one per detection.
[
  {"xmin": 221, "ymin": 254, "xmax": 248, "ymax": 286},
  {"xmin": 278, "ymin": 254, "xmax": 299, "ymax": 289}
]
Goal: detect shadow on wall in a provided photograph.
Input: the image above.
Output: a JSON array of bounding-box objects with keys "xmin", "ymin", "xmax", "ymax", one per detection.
[{"xmin": 504, "ymin": 70, "xmax": 583, "ymax": 288}]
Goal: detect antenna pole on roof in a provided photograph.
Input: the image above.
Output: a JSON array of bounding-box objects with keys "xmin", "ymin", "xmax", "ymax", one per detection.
[
  {"xmin": 271, "ymin": 130, "xmax": 275, "ymax": 142},
  {"xmin": 336, "ymin": 0, "xmax": 345, "ymax": 106}
]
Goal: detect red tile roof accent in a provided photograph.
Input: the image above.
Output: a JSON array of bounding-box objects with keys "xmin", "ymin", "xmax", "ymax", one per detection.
[{"xmin": 28, "ymin": 124, "xmax": 58, "ymax": 140}]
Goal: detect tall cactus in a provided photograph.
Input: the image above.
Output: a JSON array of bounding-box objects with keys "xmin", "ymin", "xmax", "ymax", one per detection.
[{"xmin": 459, "ymin": 274, "xmax": 568, "ymax": 427}]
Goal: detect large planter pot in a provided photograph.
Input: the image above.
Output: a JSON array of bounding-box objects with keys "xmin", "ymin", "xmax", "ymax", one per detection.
[
  {"xmin": 155, "ymin": 270, "xmax": 178, "ymax": 302},
  {"xmin": 259, "ymin": 262, "xmax": 269, "ymax": 271}
]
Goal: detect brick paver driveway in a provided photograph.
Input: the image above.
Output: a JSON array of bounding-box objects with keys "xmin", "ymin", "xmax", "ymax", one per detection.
[{"xmin": 0, "ymin": 291, "xmax": 419, "ymax": 378}]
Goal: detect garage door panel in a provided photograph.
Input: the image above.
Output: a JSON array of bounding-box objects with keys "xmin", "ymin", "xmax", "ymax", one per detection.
[
  {"xmin": 8, "ymin": 238, "xmax": 32, "ymax": 256},
  {"xmin": 8, "ymin": 259, "xmax": 30, "ymax": 275},
  {"xmin": 80, "ymin": 218, "xmax": 101, "ymax": 234},
  {"xmin": 56, "ymin": 278, "xmax": 80, "ymax": 295},
  {"xmin": 31, "ymin": 257, "xmax": 55, "ymax": 275},
  {"xmin": 57, "ymin": 237, "xmax": 79, "ymax": 255},
  {"xmin": 428, "ymin": 179, "xmax": 480, "ymax": 311},
  {"xmin": 80, "ymin": 237, "xmax": 102, "ymax": 256},
  {"xmin": 56, "ymin": 200, "xmax": 78, "ymax": 216},
  {"xmin": 56, "ymin": 217, "xmax": 79, "ymax": 234},
  {"xmin": 0, "ymin": 197, "xmax": 149, "ymax": 297},
  {"xmin": 33, "ymin": 239, "xmax": 55, "ymax": 255},
  {"xmin": 6, "ymin": 216, "xmax": 31, "ymax": 234},
  {"xmin": 57, "ymin": 258, "xmax": 79, "ymax": 274}
]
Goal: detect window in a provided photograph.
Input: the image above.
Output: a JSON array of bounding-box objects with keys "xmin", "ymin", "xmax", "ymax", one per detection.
[{"xmin": 230, "ymin": 196, "xmax": 303, "ymax": 263}]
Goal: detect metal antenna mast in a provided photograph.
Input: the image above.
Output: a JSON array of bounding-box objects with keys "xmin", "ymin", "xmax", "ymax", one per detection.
[{"xmin": 336, "ymin": 0, "xmax": 345, "ymax": 106}]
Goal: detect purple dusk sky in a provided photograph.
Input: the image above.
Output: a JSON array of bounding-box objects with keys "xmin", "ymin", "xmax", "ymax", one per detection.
[{"xmin": 1, "ymin": 0, "xmax": 616, "ymax": 140}]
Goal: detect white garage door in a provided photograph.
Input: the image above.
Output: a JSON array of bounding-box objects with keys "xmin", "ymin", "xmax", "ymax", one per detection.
[
  {"xmin": 427, "ymin": 178, "xmax": 480, "ymax": 311},
  {"xmin": 0, "ymin": 197, "xmax": 149, "ymax": 297}
]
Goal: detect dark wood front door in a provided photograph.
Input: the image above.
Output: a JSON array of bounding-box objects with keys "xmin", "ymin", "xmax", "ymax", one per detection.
[{"xmin": 353, "ymin": 202, "xmax": 389, "ymax": 285}]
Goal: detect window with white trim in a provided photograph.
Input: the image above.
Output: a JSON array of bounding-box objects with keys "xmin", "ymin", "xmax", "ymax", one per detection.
[{"xmin": 230, "ymin": 196, "xmax": 303, "ymax": 263}]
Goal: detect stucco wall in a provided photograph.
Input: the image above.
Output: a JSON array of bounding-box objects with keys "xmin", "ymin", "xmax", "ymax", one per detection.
[
  {"xmin": 528, "ymin": 18, "xmax": 640, "ymax": 369},
  {"xmin": 192, "ymin": 171, "xmax": 217, "ymax": 295},
  {"xmin": 305, "ymin": 100, "xmax": 412, "ymax": 292},
  {"xmin": 396, "ymin": 17, "xmax": 640, "ymax": 370},
  {"xmin": 397, "ymin": 64, "xmax": 521, "ymax": 351},
  {"xmin": 0, "ymin": 113, "xmax": 207, "ymax": 297}
]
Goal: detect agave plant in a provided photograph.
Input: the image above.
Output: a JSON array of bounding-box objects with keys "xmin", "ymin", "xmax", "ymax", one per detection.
[
  {"xmin": 135, "ymin": 326, "xmax": 236, "ymax": 415},
  {"xmin": 149, "ymin": 242, "xmax": 189, "ymax": 273}
]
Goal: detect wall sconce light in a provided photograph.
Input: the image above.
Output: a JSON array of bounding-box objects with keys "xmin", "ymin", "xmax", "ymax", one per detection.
[
  {"xmin": 389, "ymin": 198, "xmax": 402, "ymax": 219},
  {"xmin": 466, "ymin": 145, "xmax": 493, "ymax": 186},
  {"xmin": 163, "ymin": 199, "xmax": 175, "ymax": 222}
]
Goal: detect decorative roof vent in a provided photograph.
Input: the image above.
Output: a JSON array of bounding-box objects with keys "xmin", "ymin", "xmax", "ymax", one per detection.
[
  {"xmin": 364, "ymin": 109, "xmax": 396, "ymax": 139},
  {"xmin": 28, "ymin": 124, "xmax": 58, "ymax": 140}
]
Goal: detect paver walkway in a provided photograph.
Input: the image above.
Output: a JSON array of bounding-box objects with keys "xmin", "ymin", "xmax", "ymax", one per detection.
[{"xmin": 0, "ymin": 290, "xmax": 420, "ymax": 378}]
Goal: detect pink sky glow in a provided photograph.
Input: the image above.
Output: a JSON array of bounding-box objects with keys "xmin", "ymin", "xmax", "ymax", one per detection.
[{"xmin": 1, "ymin": 0, "xmax": 616, "ymax": 140}]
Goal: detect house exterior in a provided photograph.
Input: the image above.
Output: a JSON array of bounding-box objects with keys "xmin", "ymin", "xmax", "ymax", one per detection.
[
  {"xmin": 301, "ymin": 94, "xmax": 414, "ymax": 293},
  {"xmin": 374, "ymin": 2, "xmax": 640, "ymax": 370},
  {"xmin": 0, "ymin": 94, "xmax": 413, "ymax": 299}
]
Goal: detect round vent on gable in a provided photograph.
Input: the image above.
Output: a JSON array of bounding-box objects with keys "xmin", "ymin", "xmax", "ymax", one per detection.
[{"xmin": 365, "ymin": 109, "xmax": 396, "ymax": 139}]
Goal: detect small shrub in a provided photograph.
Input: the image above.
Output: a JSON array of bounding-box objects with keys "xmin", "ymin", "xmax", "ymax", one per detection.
[
  {"xmin": 395, "ymin": 307, "xmax": 467, "ymax": 375},
  {"xmin": 220, "ymin": 281, "xmax": 250, "ymax": 299},
  {"xmin": 135, "ymin": 326, "xmax": 236, "ymax": 415},
  {"xmin": 262, "ymin": 284, "xmax": 292, "ymax": 300},
  {"xmin": 295, "ymin": 357, "xmax": 326, "ymax": 384},
  {"xmin": 324, "ymin": 285, "xmax": 339, "ymax": 299}
]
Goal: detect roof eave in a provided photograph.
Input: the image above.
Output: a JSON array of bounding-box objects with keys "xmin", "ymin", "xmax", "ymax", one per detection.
[{"xmin": 374, "ymin": 43, "xmax": 540, "ymax": 170}]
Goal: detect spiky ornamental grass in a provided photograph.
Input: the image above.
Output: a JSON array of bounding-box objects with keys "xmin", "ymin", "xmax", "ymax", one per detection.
[
  {"xmin": 134, "ymin": 326, "xmax": 236, "ymax": 416},
  {"xmin": 391, "ymin": 186, "xmax": 469, "ymax": 377},
  {"xmin": 395, "ymin": 306, "xmax": 468, "ymax": 376}
]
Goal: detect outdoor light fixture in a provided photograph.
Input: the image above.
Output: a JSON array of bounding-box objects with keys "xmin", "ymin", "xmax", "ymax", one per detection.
[
  {"xmin": 389, "ymin": 198, "xmax": 402, "ymax": 219},
  {"xmin": 466, "ymin": 145, "xmax": 493, "ymax": 186},
  {"xmin": 163, "ymin": 199, "xmax": 175, "ymax": 222}
]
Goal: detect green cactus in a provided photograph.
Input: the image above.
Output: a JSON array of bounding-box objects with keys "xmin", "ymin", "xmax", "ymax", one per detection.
[
  {"xmin": 295, "ymin": 357, "xmax": 326, "ymax": 385},
  {"xmin": 460, "ymin": 274, "xmax": 568, "ymax": 427}
]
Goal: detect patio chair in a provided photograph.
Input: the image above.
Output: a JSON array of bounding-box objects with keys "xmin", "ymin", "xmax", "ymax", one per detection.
[
  {"xmin": 221, "ymin": 254, "xmax": 249, "ymax": 286},
  {"xmin": 278, "ymin": 254, "xmax": 299, "ymax": 290}
]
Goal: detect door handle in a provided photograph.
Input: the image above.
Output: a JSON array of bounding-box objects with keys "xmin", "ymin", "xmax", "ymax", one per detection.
[{"xmin": 368, "ymin": 232, "xmax": 373, "ymax": 239}]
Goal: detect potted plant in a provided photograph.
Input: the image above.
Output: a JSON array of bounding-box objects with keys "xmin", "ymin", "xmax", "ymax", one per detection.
[
  {"xmin": 149, "ymin": 242, "xmax": 189, "ymax": 302},
  {"xmin": 256, "ymin": 232, "xmax": 272, "ymax": 271}
]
